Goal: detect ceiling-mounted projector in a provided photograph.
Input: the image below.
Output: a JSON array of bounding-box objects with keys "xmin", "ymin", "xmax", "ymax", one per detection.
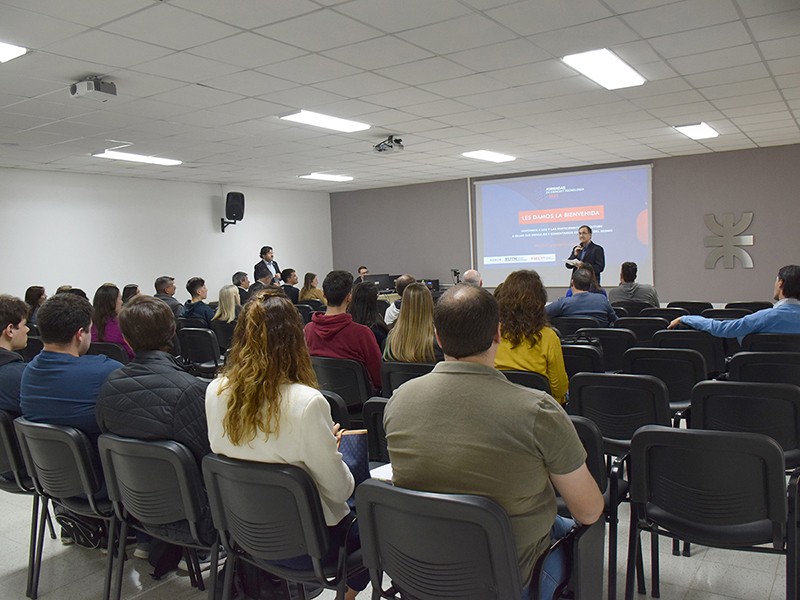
[
  {"xmin": 373, "ymin": 135, "xmax": 403, "ymax": 154},
  {"xmin": 69, "ymin": 78, "xmax": 117, "ymax": 101}
]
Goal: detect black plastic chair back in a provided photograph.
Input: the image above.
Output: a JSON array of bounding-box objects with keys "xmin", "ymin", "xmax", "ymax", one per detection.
[
  {"xmin": 500, "ymin": 370, "xmax": 551, "ymax": 394},
  {"xmin": 725, "ymin": 301, "xmax": 773, "ymax": 313},
  {"xmin": 576, "ymin": 327, "xmax": 636, "ymax": 372},
  {"xmin": 614, "ymin": 317, "xmax": 669, "ymax": 343},
  {"xmin": 19, "ymin": 336, "xmax": 43, "ymax": 363},
  {"xmin": 613, "ymin": 306, "xmax": 629, "ymax": 318},
  {"xmin": 311, "ymin": 356, "xmax": 371, "ymax": 408},
  {"xmin": 27, "ymin": 323, "xmax": 40, "ymax": 337},
  {"xmin": 652, "ymin": 329, "xmax": 726, "ymax": 375},
  {"xmin": 561, "ymin": 344, "xmax": 604, "ymax": 378},
  {"xmin": 742, "ymin": 333, "xmax": 800, "ymax": 353},
  {"xmin": 666, "ymin": 301, "xmax": 713, "ymax": 315},
  {"xmin": 177, "ymin": 328, "xmax": 221, "ymax": 376},
  {"xmin": 701, "ymin": 308, "xmax": 751, "ymax": 319},
  {"xmin": 569, "ymin": 373, "xmax": 671, "ymax": 455},
  {"xmin": 551, "ymin": 316, "xmax": 600, "ymax": 337},
  {"xmin": 355, "ymin": 479, "xmax": 522, "ymax": 600},
  {"xmin": 295, "ymin": 304, "xmax": 313, "ymax": 325},
  {"xmin": 362, "ymin": 397, "xmax": 389, "ymax": 463},
  {"xmin": 321, "ymin": 390, "xmax": 350, "ymax": 430},
  {"xmin": 568, "ymin": 416, "xmax": 607, "ymax": 491},
  {"xmin": 177, "ymin": 317, "xmax": 208, "ymax": 329},
  {"xmin": 639, "ymin": 307, "xmax": 689, "ymax": 321},
  {"xmin": 304, "ymin": 299, "xmax": 324, "ymax": 312},
  {"xmin": 376, "ymin": 299, "xmax": 390, "ymax": 315},
  {"xmin": 611, "ymin": 300, "xmax": 651, "ymax": 317},
  {"xmin": 87, "ymin": 342, "xmax": 129, "ymax": 364},
  {"xmin": 210, "ymin": 319, "xmax": 236, "ymax": 353},
  {"xmin": 691, "ymin": 381, "xmax": 800, "ymax": 469},
  {"xmin": 0, "ymin": 409, "xmax": 30, "ymax": 493},
  {"xmin": 623, "ymin": 347, "xmax": 706, "ymax": 407},
  {"xmin": 380, "ymin": 361, "xmax": 434, "ymax": 398},
  {"xmin": 729, "ymin": 352, "xmax": 800, "ymax": 386}
]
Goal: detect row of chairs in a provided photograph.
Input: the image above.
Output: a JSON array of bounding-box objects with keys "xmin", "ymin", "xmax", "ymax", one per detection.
[{"xmin": 611, "ymin": 300, "xmax": 773, "ymax": 317}]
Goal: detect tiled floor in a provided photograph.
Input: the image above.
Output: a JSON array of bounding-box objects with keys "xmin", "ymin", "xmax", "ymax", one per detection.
[{"xmin": 0, "ymin": 489, "xmax": 787, "ymax": 600}]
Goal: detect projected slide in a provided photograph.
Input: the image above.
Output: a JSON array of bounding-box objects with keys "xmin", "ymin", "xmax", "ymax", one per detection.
[{"xmin": 472, "ymin": 165, "xmax": 652, "ymax": 288}]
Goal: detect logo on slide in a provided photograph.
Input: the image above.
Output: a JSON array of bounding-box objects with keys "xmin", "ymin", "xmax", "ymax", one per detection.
[{"xmin": 703, "ymin": 212, "xmax": 754, "ymax": 269}]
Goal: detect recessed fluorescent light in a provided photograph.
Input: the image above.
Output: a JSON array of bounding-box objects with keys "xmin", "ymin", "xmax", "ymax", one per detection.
[
  {"xmin": 674, "ymin": 122, "xmax": 719, "ymax": 140},
  {"xmin": 280, "ymin": 110, "xmax": 370, "ymax": 133},
  {"xmin": 562, "ymin": 48, "xmax": 645, "ymax": 90},
  {"xmin": 92, "ymin": 150, "xmax": 182, "ymax": 166},
  {"xmin": 0, "ymin": 41, "xmax": 27, "ymax": 63},
  {"xmin": 462, "ymin": 150, "xmax": 516, "ymax": 163},
  {"xmin": 299, "ymin": 172, "xmax": 353, "ymax": 182}
]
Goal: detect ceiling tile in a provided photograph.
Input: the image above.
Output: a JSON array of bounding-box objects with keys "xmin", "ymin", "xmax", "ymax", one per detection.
[
  {"xmin": 170, "ymin": 0, "xmax": 319, "ymax": 28},
  {"xmin": 376, "ymin": 57, "xmax": 473, "ymax": 85},
  {"xmin": 397, "ymin": 14, "xmax": 516, "ymax": 54},
  {"xmin": 527, "ymin": 17, "xmax": 641, "ymax": 57},
  {"xmin": 44, "ymin": 30, "xmax": 173, "ymax": 68},
  {"xmin": 667, "ymin": 44, "xmax": 763, "ymax": 75},
  {"xmin": 360, "ymin": 87, "xmax": 442, "ymax": 109},
  {"xmin": 622, "ymin": 0, "xmax": 739, "ymax": 38},
  {"xmin": 0, "ymin": 0, "xmax": 153, "ymax": 28},
  {"xmin": 486, "ymin": 0, "xmax": 612, "ymax": 36},
  {"xmin": 0, "ymin": 5, "xmax": 88, "ymax": 48},
  {"xmin": 314, "ymin": 72, "xmax": 405, "ymax": 96},
  {"xmin": 257, "ymin": 54, "xmax": 360, "ymax": 85},
  {"xmin": 333, "ymin": 0, "xmax": 472, "ymax": 32},
  {"xmin": 131, "ymin": 53, "xmax": 240, "ymax": 83},
  {"xmin": 188, "ymin": 33, "xmax": 307, "ymax": 69},
  {"xmin": 200, "ymin": 71, "xmax": 296, "ymax": 98},
  {"xmin": 758, "ymin": 35, "xmax": 800, "ymax": 60},
  {"xmin": 747, "ymin": 10, "xmax": 800, "ymax": 42},
  {"xmin": 419, "ymin": 74, "xmax": 508, "ymax": 98},
  {"xmin": 735, "ymin": 0, "xmax": 799, "ymax": 18},
  {"xmin": 648, "ymin": 22, "xmax": 752, "ymax": 58},
  {"xmin": 446, "ymin": 39, "xmax": 550, "ymax": 72},
  {"xmin": 322, "ymin": 36, "xmax": 432, "ymax": 70},
  {"xmin": 149, "ymin": 84, "xmax": 245, "ymax": 109},
  {"xmin": 255, "ymin": 11, "xmax": 382, "ymax": 52}
]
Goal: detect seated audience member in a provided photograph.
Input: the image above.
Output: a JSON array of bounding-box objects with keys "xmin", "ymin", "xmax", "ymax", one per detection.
[
  {"xmin": 494, "ymin": 271, "xmax": 568, "ymax": 404},
  {"xmin": 564, "ymin": 266, "xmax": 606, "ymax": 298},
  {"xmin": 254, "ymin": 245, "xmax": 281, "ymax": 284},
  {"xmin": 0, "ymin": 295, "xmax": 30, "ymax": 416},
  {"xmin": 669, "ymin": 264, "xmax": 800, "ymax": 340},
  {"xmin": 56, "ymin": 285, "xmax": 73, "ymax": 294},
  {"xmin": 383, "ymin": 283, "xmax": 442, "ymax": 363},
  {"xmin": 546, "ymin": 268, "xmax": 618, "ymax": 327},
  {"xmin": 384, "ymin": 274, "xmax": 416, "ymax": 327},
  {"xmin": 206, "ymin": 292, "xmax": 368, "ymax": 600},
  {"xmin": 462, "ymin": 269, "xmax": 483, "ymax": 286},
  {"xmin": 122, "ymin": 284, "xmax": 140, "ymax": 304},
  {"xmin": 20, "ymin": 293, "xmax": 123, "ymax": 445},
  {"xmin": 347, "ymin": 282, "xmax": 389, "ymax": 350},
  {"xmin": 211, "ymin": 285, "xmax": 241, "ymax": 352},
  {"xmin": 91, "ymin": 284, "xmax": 135, "ymax": 360},
  {"xmin": 299, "ymin": 272, "xmax": 327, "ymax": 305},
  {"xmin": 245, "ymin": 271, "xmax": 273, "ymax": 301},
  {"xmin": 280, "ymin": 268, "xmax": 300, "ymax": 304},
  {"xmin": 607, "ymin": 261, "xmax": 659, "ymax": 306},
  {"xmin": 232, "ymin": 271, "xmax": 250, "ymax": 305},
  {"xmin": 24, "ymin": 285, "xmax": 46, "ymax": 326},
  {"xmin": 356, "ymin": 266, "xmax": 369, "ymax": 283},
  {"xmin": 154, "ymin": 276, "xmax": 184, "ymax": 318},
  {"xmin": 384, "ymin": 285, "xmax": 603, "ymax": 600},
  {"xmin": 304, "ymin": 271, "xmax": 382, "ymax": 392},
  {"xmin": 183, "ymin": 277, "xmax": 215, "ymax": 327},
  {"xmin": 66, "ymin": 288, "xmax": 88, "ymax": 299},
  {"xmin": 97, "ymin": 295, "xmax": 210, "ymax": 466}
]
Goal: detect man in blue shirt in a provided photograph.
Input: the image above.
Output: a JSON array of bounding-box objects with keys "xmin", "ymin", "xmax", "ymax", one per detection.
[
  {"xmin": 0, "ymin": 294, "xmax": 30, "ymax": 416},
  {"xmin": 668, "ymin": 265, "xmax": 800, "ymax": 341},
  {"xmin": 20, "ymin": 293, "xmax": 123, "ymax": 443},
  {"xmin": 546, "ymin": 268, "xmax": 618, "ymax": 327}
]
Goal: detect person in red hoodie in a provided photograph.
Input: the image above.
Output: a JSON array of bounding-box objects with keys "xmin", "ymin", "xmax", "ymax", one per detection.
[{"xmin": 304, "ymin": 270, "xmax": 382, "ymax": 393}]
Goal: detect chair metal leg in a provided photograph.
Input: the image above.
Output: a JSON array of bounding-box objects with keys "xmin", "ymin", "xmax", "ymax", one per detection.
[
  {"xmin": 671, "ymin": 539, "xmax": 680, "ymax": 556},
  {"xmin": 102, "ymin": 515, "xmax": 118, "ymax": 600},
  {"xmin": 44, "ymin": 500, "xmax": 56, "ymax": 540},
  {"xmin": 635, "ymin": 540, "xmax": 646, "ymax": 595},
  {"xmin": 191, "ymin": 549, "xmax": 206, "ymax": 592},
  {"xmin": 29, "ymin": 495, "xmax": 49, "ymax": 599},
  {"xmin": 25, "ymin": 495, "xmax": 40, "ymax": 599},
  {"xmin": 221, "ymin": 553, "xmax": 236, "ymax": 600},
  {"xmin": 608, "ymin": 512, "xmax": 618, "ymax": 600},
  {"xmin": 682, "ymin": 541, "xmax": 691, "ymax": 557},
  {"xmin": 206, "ymin": 542, "xmax": 220, "ymax": 600},
  {"xmin": 624, "ymin": 520, "xmax": 639, "ymax": 600},
  {"xmin": 112, "ymin": 519, "xmax": 126, "ymax": 600},
  {"xmin": 650, "ymin": 532, "xmax": 660, "ymax": 598}
]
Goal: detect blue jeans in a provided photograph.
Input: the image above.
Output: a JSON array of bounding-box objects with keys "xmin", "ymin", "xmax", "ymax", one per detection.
[{"xmin": 521, "ymin": 515, "xmax": 575, "ymax": 600}]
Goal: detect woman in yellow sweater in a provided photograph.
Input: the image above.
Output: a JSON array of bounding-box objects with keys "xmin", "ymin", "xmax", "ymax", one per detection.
[{"xmin": 494, "ymin": 270, "xmax": 568, "ymax": 404}]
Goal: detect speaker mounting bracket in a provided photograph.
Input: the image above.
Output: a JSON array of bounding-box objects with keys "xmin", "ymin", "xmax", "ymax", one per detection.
[{"xmin": 220, "ymin": 218, "xmax": 238, "ymax": 233}]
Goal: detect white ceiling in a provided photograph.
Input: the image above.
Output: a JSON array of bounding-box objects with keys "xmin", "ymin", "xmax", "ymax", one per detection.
[{"xmin": 0, "ymin": 0, "xmax": 798, "ymax": 192}]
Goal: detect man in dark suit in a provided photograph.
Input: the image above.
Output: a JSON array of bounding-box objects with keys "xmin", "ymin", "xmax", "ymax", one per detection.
[
  {"xmin": 566, "ymin": 225, "xmax": 605, "ymax": 284},
  {"xmin": 232, "ymin": 271, "xmax": 250, "ymax": 304},
  {"xmin": 280, "ymin": 269, "xmax": 300, "ymax": 304},
  {"xmin": 253, "ymin": 246, "xmax": 281, "ymax": 284}
]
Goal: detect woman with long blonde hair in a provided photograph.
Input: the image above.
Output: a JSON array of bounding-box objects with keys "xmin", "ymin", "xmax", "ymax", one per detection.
[
  {"xmin": 383, "ymin": 283, "xmax": 440, "ymax": 363},
  {"xmin": 205, "ymin": 288, "xmax": 366, "ymax": 599},
  {"xmin": 212, "ymin": 284, "xmax": 240, "ymax": 323}
]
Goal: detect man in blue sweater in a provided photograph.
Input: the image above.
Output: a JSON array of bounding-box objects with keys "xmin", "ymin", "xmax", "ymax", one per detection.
[
  {"xmin": 546, "ymin": 268, "xmax": 618, "ymax": 327},
  {"xmin": 668, "ymin": 265, "xmax": 800, "ymax": 341},
  {"xmin": 0, "ymin": 295, "xmax": 29, "ymax": 416}
]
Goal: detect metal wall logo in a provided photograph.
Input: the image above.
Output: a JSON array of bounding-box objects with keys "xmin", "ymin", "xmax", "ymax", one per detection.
[{"xmin": 704, "ymin": 212, "xmax": 754, "ymax": 269}]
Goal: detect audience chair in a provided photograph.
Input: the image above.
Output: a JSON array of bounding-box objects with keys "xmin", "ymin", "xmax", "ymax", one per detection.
[
  {"xmin": 612, "ymin": 306, "xmax": 629, "ymax": 318},
  {"xmin": 610, "ymin": 300, "xmax": 651, "ymax": 317},
  {"xmin": 27, "ymin": 323, "xmax": 39, "ymax": 337},
  {"xmin": 725, "ymin": 301, "xmax": 773, "ymax": 313},
  {"xmin": 0, "ymin": 411, "xmax": 56, "ymax": 599},
  {"xmin": 613, "ymin": 317, "xmax": 669, "ymax": 344},
  {"xmin": 209, "ymin": 320, "xmax": 236, "ymax": 354},
  {"xmin": 729, "ymin": 351, "xmax": 800, "ymax": 386},
  {"xmin": 177, "ymin": 328, "xmax": 222, "ymax": 378},
  {"xmin": 551, "ymin": 316, "xmax": 600, "ymax": 337},
  {"xmin": 380, "ymin": 362, "xmax": 435, "ymax": 398},
  {"xmin": 500, "ymin": 370, "xmax": 551, "ymax": 394},
  {"xmin": 87, "ymin": 342, "xmax": 130, "ymax": 364},
  {"xmin": 311, "ymin": 357, "xmax": 372, "ymax": 423},
  {"xmin": 691, "ymin": 380, "xmax": 800, "ymax": 470},
  {"xmin": 303, "ymin": 299, "xmax": 325, "ymax": 312},
  {"xmin": 624, "ymin": 426, "xmax": 799, "ymax": 600},
  {"xmin": 19, "ymin": 336, "xmax": 43, "ymax": 363},
  {"xmin": 356, "ymin": 479, "xmax": 604, "ymax": 600},
  {"xmin": 561, "ymin": 344, "xmax": 604, "ymax": 378},
  {"xmin": 666, "ymin": 301, "xmax": 713, "ymax": 315},
  {"xmin": 295, "ymin": 304, "xmax": 313, "ymax": 325},
  {"xmin": 376, "ymin": 299, "xmax": 390, "ymax": 316},
  {"xmin": 623, "ymin": 347, "xmax": 706, "ymax": 427},
  {"xmin": 700, "ymin": 307, "xmax": 751, "ymax": 319},
  {"xmin": 321, "ymin": 390, "xmax": 350, "ymax": 430},
  {"xmin": 639, "ymin": 307, "xmax": 689, "ymax": 321},
  {"xmin": 177, "ymin": 317, "xmax": 209, "ymax": 329},
  {"xmin": 97, "ymin": 434, "xmax": 219, "ymax": 599},
  {"xmin": 575, "ymin": 327, "xmax": 636, "ymax": 372},
  {"xmin": 362, "ymin": 397, "xmax": 389, "ymax": 465},
  {"xmin": 652, "ymin": 329, "xmax": 726, "ymax": 377},
  {"xmin": 742, "ymin": 333, "xmax": 800, "ymax": 353},
  {"xmin": 13, "ymin": 418, "xmax": 119, "ymax": 600},
  {"xmin": 202, "ymin": 455, "xmax": 367, "ymax": 600}
]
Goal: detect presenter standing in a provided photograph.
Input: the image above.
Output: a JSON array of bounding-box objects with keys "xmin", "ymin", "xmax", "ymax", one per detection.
[{"xmin": 566, "ymin": 225, "xmax": 605, "ymax": 284}]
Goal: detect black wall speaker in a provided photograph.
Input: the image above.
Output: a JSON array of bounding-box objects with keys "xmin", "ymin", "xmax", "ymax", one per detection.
[{"xmin": 225, "ymin": 192, "xmax": 245, "ymax": 221}]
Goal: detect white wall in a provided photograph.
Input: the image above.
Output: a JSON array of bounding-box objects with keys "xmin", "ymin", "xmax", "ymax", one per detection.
[{"xmin": 0, "ymin": 168, "xmax": 333, "ymax": 302}]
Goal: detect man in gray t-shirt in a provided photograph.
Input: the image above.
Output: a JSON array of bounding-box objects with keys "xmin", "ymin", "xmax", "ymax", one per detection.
[{"xmin": 607, "ymin": 261, "xmax": 659, "ymax": 307}]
